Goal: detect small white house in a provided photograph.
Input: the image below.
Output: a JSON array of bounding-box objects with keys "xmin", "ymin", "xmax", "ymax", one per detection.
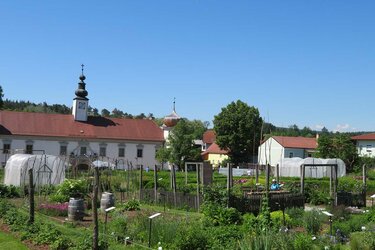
[
  {"xmin": 258, "ymin": 136, "xmax": 317, "ymax": 167},
  {"xmin": 351, "ymin": 133, "xmax": 375, "ymax": 157}
]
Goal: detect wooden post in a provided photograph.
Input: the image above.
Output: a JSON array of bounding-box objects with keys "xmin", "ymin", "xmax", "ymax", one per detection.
[
  {"xmin": 185, "ymin": 163, "xmax": 188, "ymax": 185},
  {"xmin": 28, "ymin": 169, "xmax": 34, "ymax": 224},
  {"xmin": 172, "ymin": 165, "xmax": 177, "ymax": 206},
  {"xmin": 227, "ymin": 163, "xmax": 232, "ymax": 208},
  {"xmin": 139, "ymin": 165, "xmax": 143, "ymax": 201},
  {"xmin": 334, "ymin": 164, "xmax": 338, "ymax": 206},
  {"xmin": 276, "ymin": 164, "xmax": 280, "ymax": 183},
  {"xmin": 93, "ymin": 167, "xmax": 99, "ymax": 250},
  {"xmin": 196, "ymin": 163, "xmax": 200, "ymax": 211},
  {"xmin": 154, "ymin": 165, "xmax": 158, "ymax": 204},
  {"xmin": 363, "ymin": 164, "xmax": 367, "ymax": 206},
  {"xmin": 300, "ymin": 164, "xmax": 305, "ymax": 194},
  {"xmin": 329, "ymin": 165, "xmax": 333, "ymax": 197},
  {"xmin": 265, "ymin": 164, "xmax": 270, "ymax": 193}
]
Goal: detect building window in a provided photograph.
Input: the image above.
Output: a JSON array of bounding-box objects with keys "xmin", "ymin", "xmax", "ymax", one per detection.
[
  {"xmin": 26, "ymin": 144, "xmax": 33, "ymax": 154},
  {"xmin": 3, "ymin": 144, "xmax": 10, "ymax": 154},
  {"xmin": 307, "ymin": 153, "xmax": 312, "ymax": 157},
  {"xmin": 137, "ymin": 149, "xmax": 143, "ymax": 158},
  {"xmin": 289, "ymin": 152, "xmax": 293, "ymax": 158},
  {"xmin": 118, "ymin": 148, "xmax": 125, "ymax": 157},
  {"xmin": 99, "ymin": 147, "xmax": 106, "ymax": 157},
  {"xmin": 80, "ymin": 147, "xmax": 87, "ymax": 155},
  {"xmin": 60, "ymin": 145, "xmax": 67, "ymax": 155}
]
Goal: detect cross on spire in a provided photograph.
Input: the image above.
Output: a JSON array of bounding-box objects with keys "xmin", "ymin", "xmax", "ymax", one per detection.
[
  {"xmin": 81, "ymin": 64, "xmax": 85, "ymax": 75},
  {"xmin": 173, "ymin": 97, "xmax": 176, "ymax": 111}
]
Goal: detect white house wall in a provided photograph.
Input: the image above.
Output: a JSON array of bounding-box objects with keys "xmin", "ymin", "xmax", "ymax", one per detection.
[
  {"xmin": 355, "ymin": 140, "xmax": 375, "ymax": 157},
  {"xmin": 1, "ymin": 136, "xmax": 162, "ymax": 169},
  {"xmin": 258, "ymin": 137, "xmax": 284, "ymax": 167}
]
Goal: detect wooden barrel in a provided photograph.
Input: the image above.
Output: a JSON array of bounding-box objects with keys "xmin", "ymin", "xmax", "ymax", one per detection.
[
  {"xmin": 68, "ymin": 198, "xmax": 85, "ymax": 221},
  {"xmin": 100, "ymin": 192, "xmax": 115, "ymax": 212}
]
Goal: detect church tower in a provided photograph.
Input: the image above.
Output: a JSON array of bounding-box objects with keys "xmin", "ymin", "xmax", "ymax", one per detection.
[
  {"xmin": 162, "ymin": 98, "xmax": 181, "ymax": 141},
  {"xmin": 72, "ymin": 64, "xmax": 89, "ymax": 122}
]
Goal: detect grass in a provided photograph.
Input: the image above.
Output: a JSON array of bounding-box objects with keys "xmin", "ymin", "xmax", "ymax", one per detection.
[{"xmin": 0, "ymin": 231, "xmax": 29, "ymax": 250}]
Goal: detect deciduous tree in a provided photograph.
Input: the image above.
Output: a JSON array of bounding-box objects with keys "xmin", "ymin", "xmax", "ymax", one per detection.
[{"xmin": 213, "ymin": 100, "xmax": 262, "ymax": 165}]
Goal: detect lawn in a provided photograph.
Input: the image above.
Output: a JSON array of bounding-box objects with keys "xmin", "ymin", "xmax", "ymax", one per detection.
[{"xmin": 0, "ymin": 231, "xmax": 29, "ymax": 250}]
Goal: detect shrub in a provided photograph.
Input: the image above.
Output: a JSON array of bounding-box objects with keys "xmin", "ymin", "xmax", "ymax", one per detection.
[
  {"xmin": 201, "ymin": 203, "xmax": 242, "ymax": 226},
  {"xmin": 209, "ymin": 225, "xmax": 242, "ymax": 249},
  {"xmin": 173, "ymin": 226, "xmax": 212, "ymax": 250},
  {"xmin": 303, "ymin": 209, "xmax": 322, "ymax": 235},
  {"xmin": 122, "ymin": 199, "xmax": 140, "ymax": 211},
  {"xmin": 55, "ymin": 179, "xmax": 88, "ymax": 201},
  {"xmin": 350, "ymin": 232, "xmax": 375, "ymax": 250},
  {"xmin": 108, "ymin": 214, "xmax": 128, "ymax": 242},
  {"xmin": 293, "ymin": 233, "xmax": 313, "ymax": 250},
  {"xmin": 270, "ymin": 210, "xmax": 291, "ymax": 228},
  {"xmin": 0, "ymin": 184, "xmax": 20, "ymax": 198},
  {"xmin": 285, "ymin": 207, "xmax": 305, "ymax": 227}
]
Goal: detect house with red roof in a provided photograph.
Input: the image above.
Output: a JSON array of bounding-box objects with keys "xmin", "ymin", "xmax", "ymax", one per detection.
[
  {"xmin": 200, "ymin": 130, "xmax": 228, "ymax": 167},
  {"xmin": 258, "ymin": 136, "xmax": 317, "ymax": 166},
  {"xmin": 0, "ymin": 70, "xmax": 164, "ymax": 169},
  {"xmin": 351, "ymin": 133, "xmax": 375, "ymax": 157}
]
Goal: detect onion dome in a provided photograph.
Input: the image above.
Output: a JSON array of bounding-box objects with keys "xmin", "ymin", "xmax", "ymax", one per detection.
[
  {"xmin": 163, "ymin": 110, "xmax": 180, "ymax": 127},
  {"xmin": 163, "ymin": 98, "xmax": 181, "ymax": 127},
  {"xmin": 75, "ymin": 64, "xmax": 88, "ymax": 99}
]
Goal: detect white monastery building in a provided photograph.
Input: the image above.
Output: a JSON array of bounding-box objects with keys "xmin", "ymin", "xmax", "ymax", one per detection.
[{"xmin": 0, "ymin": 68, "xmax": 164, "ymax": 169}]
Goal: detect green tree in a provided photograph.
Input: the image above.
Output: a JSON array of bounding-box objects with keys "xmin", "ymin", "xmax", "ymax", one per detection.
[
  {"xmin": 101, "ymin": 109, "xmax": 110, "ymax": 117},
  {"xmin": 155, "ymin": 146, "xmax": 171, "ymax": 169},
  {"xmin": 213, "ymin": 100, "xmax": 262, "ymax": 165},
  {"xmin": 315, "ymin": 133, "xmax": 358, "ymax": 172},
  {"xmin": 167, "ymin": 118, "xmax": 205, "ymax": 169}
]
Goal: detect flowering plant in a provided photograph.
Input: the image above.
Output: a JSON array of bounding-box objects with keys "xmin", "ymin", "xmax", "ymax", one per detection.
[{"xmin": 38, "ymin": 202, "xmax": 69, "ymax": 217}]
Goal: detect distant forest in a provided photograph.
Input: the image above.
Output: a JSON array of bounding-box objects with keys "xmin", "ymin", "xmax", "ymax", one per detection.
[{"xmin": 1, "ymin": 97, "xmax": 371, "ymax": 137}]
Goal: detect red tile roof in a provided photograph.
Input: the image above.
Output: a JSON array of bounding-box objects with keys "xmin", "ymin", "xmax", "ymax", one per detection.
[
  {"xmin": 272, "ymin": 136, "xmax": 317, "ymax": 149},
  {"xmin": 0, "ymin": 111, "xmax": 164, "ymax": 142},
  {"xmin": 201, "ymin": 142, "xmax": 228, "ymax": 155},
  {"xmin": 203, "ymin": 130, "xmax": 216, "ymax": 144},
  {"xmin": 351, "ymin": 133, "xmax": 375, "ymax": 141}
]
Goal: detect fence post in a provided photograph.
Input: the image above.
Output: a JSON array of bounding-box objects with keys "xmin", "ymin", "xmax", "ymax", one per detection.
[
  {"xmin": 196, "ymin": 164, "xmax": 200, "ymax": 211},
  {"xmin": 139, "ymin": 165, "xmax": 143, "ymax": 200},
  {"xmin": 300, "ymin": 164, "xmax": 305, "ymax": 194},
  {"xmin": 154, "ymin": 165, "xmax": 158, "ymax": 204},
  {"xmin": 93, "ymin": 167, "xmax": 99, "ymax": 250},
  {"xmin": 28, "ymin": 168, "xmax": 34, "ymax": 224}
]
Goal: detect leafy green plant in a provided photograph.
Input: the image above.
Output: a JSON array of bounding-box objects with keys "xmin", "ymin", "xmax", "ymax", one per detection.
[
  {"xmin": 270, "ymin": 210, "xmax": 291, "ymax": 228},
  {"xmin": 285, "ymin": 207, "xmax": 305, "ymax": 227},
  {"xmin": 173, "ymin": 225, "xmax": 212, "ymax": 250},
  {"xmin": 122, "ymin": 199, "xmax": 140, "ymax": 211},
  {"xmin": 293, "ymin": 233, "xmax": 313, "ymax": 250},
  {"xmin": 51, "ymin": 179, "xmax": 88, "ymax": 202},
  {"xmin": 201, "ymin": 203, "xmax": 242, "ymax": 226},
  {"xmin": 0, "ymin": 184, "xmax": 20, "ymax": 198},
  {"xmin": 350, "ymin": 232, "xmax": 375, "ymax": 250},
  {"xmin": 303, "ymin": 209, "xmax": 323, "ymax": 235}
]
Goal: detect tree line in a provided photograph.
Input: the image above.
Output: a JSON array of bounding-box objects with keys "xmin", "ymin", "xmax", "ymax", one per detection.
[{"xmin": 0, "ymin": 85, "xmax": 155, "ymax": 120}]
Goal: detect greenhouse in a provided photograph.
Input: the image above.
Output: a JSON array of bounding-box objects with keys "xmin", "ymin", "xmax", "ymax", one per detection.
[
  {"xmin": 277, "ymin": 157, "xmax": 346, "ymax": 178},
  {"xmin": 4, "ymin": 154, "xmax": 66, "ymax": 187}
]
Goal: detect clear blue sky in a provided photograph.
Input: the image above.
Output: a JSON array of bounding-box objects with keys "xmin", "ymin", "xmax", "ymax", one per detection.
[{"xmin": 1, "ymin": 1, "xmax": 374, "ymax": 132}]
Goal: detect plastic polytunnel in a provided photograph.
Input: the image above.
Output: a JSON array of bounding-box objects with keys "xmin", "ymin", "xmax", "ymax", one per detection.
[
  {"xmin": 277, "ymin": 157, "xmax": 346, "ymax": 178},
  {"xmin": 4, "ymin": 154, "xmax": 66, "ymax": 187}
]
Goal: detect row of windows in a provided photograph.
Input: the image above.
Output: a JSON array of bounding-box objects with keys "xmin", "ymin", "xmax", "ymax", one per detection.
[{"xmin": 2, "ymin": 143, "xmax": 143, "ymax": 158}]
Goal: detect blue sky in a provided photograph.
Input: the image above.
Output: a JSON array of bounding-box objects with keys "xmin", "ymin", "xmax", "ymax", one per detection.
[{"xmin": 1, "ymin": 1, "xmax": 374, "ymax": 132}]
